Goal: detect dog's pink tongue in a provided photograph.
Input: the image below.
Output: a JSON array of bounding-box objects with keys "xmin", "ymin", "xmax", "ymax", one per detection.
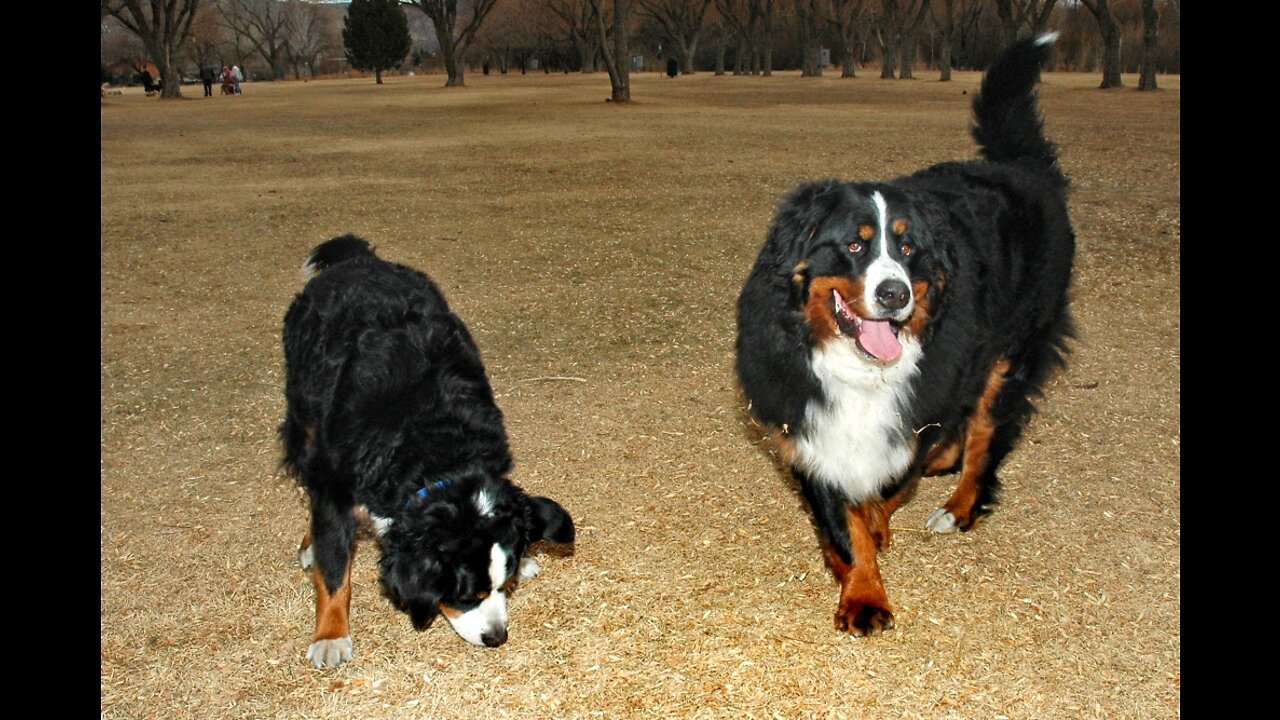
[{"xmin": 858, "ymin": 319, "xmax": 902, "ymax": 362}]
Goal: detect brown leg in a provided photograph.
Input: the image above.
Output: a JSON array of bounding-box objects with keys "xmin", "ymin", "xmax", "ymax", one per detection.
[
  {"xmin": 928, "ymin": 359, "xmax": 1011, "ymax": 533},
  {"xmin": 827, "ymin": 504, "xmax": 895, "ymax": 636},
  {"xmin": 305, "ymin": 541, "xmax": 356, "ymax": 668},
  {"xmin": 921, "ymin": 427, "xmax": 964, "ymax": 477},
  {"xmin": 864, "ymin": 482, "xmax": 916, "ymax": 552}
]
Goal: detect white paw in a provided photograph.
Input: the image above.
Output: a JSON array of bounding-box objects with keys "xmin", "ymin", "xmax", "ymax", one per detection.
[
  {"xmin": 517, "ymin": 557, "xmax": 541, "ymax": 581},
  {"xmin": 298, "ymin": 544, "xmax": 314, "ymax": 571},
  {"xmin": 306, "ymin": 637, "xmax": 353, "ymax": 668},
  {"xmin": 925, "ymin": 508, "xmax": 960, "ymax": 534}
]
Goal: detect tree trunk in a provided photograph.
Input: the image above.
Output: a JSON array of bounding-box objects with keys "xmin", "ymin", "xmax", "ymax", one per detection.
[
  {"xmin": 937, "ymin": 0, "xmax": 953, "ymax": 81},
  {"xmin": 447, "ymin": 53, "xmax": 466, "ymax": 86},
  {"xmin": 797, "ymin": 1, "xmax": 820, "ymax": 77},
  {"xmin": 896, "ymin": 0, "xmax": 931, "ymax": 80},
  {"xmin": 158, "ymin": 48, "xmax": 182, "ymax": 98},
  {"xmin": 996, "ymin": 6, "xmax": 1017, "ymax": 47},
  {"xmin": 761, "ymin": 1, "xmax": 774, "ymax": 75},
  {"xmin": 678, "ymin": 39, "xmax": 698, "ymax": 73},
  {"xmin": 592, "ymin": 0, "xmax": 632, "ymax": 102},
  {"xmin": 1097, "ymin": 14, "xmax": 1121, "ymax": 87},
  {"xmin": 109, "ymin": 0, "xmax": 199, "ymax": 100},
  {"xmin": 879, "ymin": 30, "xmax": 898, "ymax": 78},
  {"xmin": 841, "ymin": 46, "xmax": 856, "ymax": 77},
  {"xmin": 612, "ymin": 1, "xmax": 632, "ymax": 100},
  {"xmin": 1138, "ymin": 0, "xmax": 1158, "ymax": 91},
  {"xmin": 715, "ymin": 31, "xmax": 726, "ymax": 75},
  {"xmin": 1082, "ymin": 0, "xmax": 1122, "ymax": 88}
]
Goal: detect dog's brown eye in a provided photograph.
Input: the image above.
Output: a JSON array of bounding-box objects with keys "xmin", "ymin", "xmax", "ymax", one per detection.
[
  {"xmin": 849, "ymin": 242, "xmax": 864, "ymax": 254},
  {"xmin": 901, "ymin": 244, "xmax": 912, "ymax": 257}
]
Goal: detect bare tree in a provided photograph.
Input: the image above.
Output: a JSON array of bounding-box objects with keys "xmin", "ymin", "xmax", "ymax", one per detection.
[
  {"xmin": 1079, "ymin": 0, "xmax": 1122, "ymax": 88},
  {"xmin": 182, "ymin": 3, "xmax": 226, "ymax": 76},
  {"xmin": 714, "ymin": 0, "xmax": 753, "ymax": 75},
  {"xmin": 587, "ymin": 0, "xmax": 634, "ymax": 102},
  {"xmin": 403, "ymin": 0, "xmax": 504, "ymax": 86},
  {"xmin": 929, "ymin": 0, "xmax": 953, "ymax": 79},
  {"xmin": 874, "ymin": 0, "xmax": 930, "ymax": 79},
  {"xmin": 1137, "ymin": 0, "xmax": 1157, "ymax": 90},
  {"xmin": 284, "ymin": 1, "xmax": 340, "ymax": 79},
  {"xmin": 716, "ymin": 0, "xmax": 772, "ymax": 75},
  {"xmin": 545, "ymin": 0, "xmax": 602, "ymax": 72},
  {"xmin": 896, "ymin": 0, "xmax": 931, "ymax": 79},
  {"xmin": 475, "ymin": 0, "xmax": 560, "ymax": 72},
  {"xmin": 104, "ymin": 0, "xmax": 202, "ymax": 98},
  {"xmin": 793, "ymin": 0, "xmax": 824, "ymax": 77},
  {"xmin": 219, "ymin": 0, "xmax": 293, "ymax": 79},
  {"xmin": 874, "ymin": 0, "xmax": 900, "ymax": 78},
  {"xmin": 757, "ymin": 0, "xmax": 775, "ymax": 75},
  {"xmin": 707, "ymin": 17, "xmax": 728, "ymax": 75},
  {"xmin": 821, "ymin": 0, "xmax": 867, "ymax": 78},
  {"xmin": 637, "ymin": 0, "xmax": 714, "ymax": 74},
  {"xmin": 102, "ymin": 15, "xmax": 153, "ymax": 79},
  {"xmin": 993, "ymin": 0, "xmax": 1058, "ymax": 47}
]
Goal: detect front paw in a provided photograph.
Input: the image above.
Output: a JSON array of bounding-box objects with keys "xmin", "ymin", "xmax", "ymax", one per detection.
[
  {"xmin": 835, "ymin": 602, "xmax": 895, "ymax": 637},
  {"xmin": 517, "ymin": 557, "xmax": 540, "ymax": 581},
  {"xmin": 925, "ymin": 508, "xmax": 961, "ymax": 534},
  {"xmin": 306, "ymin": 637, "xmax": 353, "ymax": 668}
]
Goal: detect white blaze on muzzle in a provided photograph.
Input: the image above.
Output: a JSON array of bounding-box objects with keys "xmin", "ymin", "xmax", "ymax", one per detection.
[
  {"xmin": 864, "ymin": 191, "xmax": 914, "ymax": 322},
  {"xmin": 443, "ymin": 543, "xmax": 511, "ymax": 647}
]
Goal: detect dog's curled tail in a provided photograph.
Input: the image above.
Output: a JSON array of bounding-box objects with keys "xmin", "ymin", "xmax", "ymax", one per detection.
[
  {"xmin": 302, "ymin": 234, "xmax": 376, "ymax": 280},
  {"xmin": 971, "ymin": 33, "xmax": 1064, "ymax": 184}
]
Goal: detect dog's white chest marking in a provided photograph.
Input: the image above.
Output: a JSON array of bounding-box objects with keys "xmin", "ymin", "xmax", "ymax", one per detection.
[{"xmin": 794, "ymin": 336, "xmax": 922, "ymax": 502}]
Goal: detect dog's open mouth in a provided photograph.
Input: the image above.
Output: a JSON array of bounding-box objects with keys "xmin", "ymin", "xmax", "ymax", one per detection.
[{"xmin": 832, "ymin": 289, "xmax": 903, "ymax": 362}]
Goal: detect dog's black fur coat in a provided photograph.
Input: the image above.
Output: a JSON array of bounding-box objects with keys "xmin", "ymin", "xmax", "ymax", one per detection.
[{"xmin": 280, "ymin": 235, "xmax": 574, "ymax": 644}]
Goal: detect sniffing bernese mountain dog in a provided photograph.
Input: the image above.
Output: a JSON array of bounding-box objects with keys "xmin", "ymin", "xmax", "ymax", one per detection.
[
  {"xmin": 279, "ymin": 235, "xmax": 575, "ymax": 668},
  {"xmin": 735, "ymin": 35, "xmax": 1075, "ymax": 637}
]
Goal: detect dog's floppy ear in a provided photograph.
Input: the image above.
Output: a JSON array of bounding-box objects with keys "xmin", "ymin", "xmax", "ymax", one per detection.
[
  {"xmin": 764, "ymin": 179, "xmax": 848, "ymax": 270},
  {"xmin": 379, "ymin": 553, "xmax": 445, "ymax": 631},
  {"xmin": 527, "ymin": 496, "xmax": 575, "ymax": 545}
]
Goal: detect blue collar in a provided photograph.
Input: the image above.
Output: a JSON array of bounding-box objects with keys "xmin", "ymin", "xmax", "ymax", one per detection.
[{"xmin": 408, "ymin": 477, "xmax": 455, "ymax": 507}]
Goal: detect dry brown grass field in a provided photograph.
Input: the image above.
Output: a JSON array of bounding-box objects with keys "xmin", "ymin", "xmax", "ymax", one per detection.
[{"xmin": 101, "ymin": 68, "xmax": 1179, "ymax": 720}]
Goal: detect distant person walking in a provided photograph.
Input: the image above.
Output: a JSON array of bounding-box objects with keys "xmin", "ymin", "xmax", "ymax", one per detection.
[
  {"xmin": 232, "ymin": 65, "xmax": 243, "ymax": 95},
  {"xmin": 221, "ymin": 66, "xmax": 234, "ymax": 95},
  {"xmin": 666, "ymin": 57, "xmax": 678, "ymax": 78},
  {"xmin": 140, "ymin": 68, "xmax": 156, "ymax": 95},
  {"xmin": 200, "ymin": 66, "xmax": 215, "ymax": 97}
]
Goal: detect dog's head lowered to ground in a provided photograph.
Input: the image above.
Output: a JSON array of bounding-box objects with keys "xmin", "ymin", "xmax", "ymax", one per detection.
[{"xmin": 281, "ymin": 234, "xmax": 574, "ymax": 667}]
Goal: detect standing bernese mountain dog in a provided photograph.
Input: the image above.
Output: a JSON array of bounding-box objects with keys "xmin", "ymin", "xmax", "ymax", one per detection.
[
  {"xmin": 735, "ymin": 35, "xmax": 1075, "ymax": 637},
  {"xmin": 280, "ymin": 235, "xmax": 575, "ymax": 668}
]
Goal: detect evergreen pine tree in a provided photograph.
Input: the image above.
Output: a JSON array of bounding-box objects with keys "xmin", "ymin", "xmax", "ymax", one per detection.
[{"xmin": 343, "ymin": 0, "xmax": 412, "ymax": 84}]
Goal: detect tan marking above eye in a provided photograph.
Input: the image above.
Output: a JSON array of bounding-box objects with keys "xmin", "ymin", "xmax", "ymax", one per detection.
[
  {"xmin": 892, "ymin": 219, "xmax": 908, "ymax": 235},
  {"xmin": 858, "ymin": 224, "xmax": 875, "ymax": 241},
  {"xmin": 476, "ymin": 591, "xmax": 491, "ymax": 600}
]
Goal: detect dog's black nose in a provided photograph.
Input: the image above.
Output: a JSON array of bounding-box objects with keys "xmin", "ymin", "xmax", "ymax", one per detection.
[
  {"xmin": 875, "ymin": 280, "xmax": 911, "ymax": 311},
  {"xmin": 481, "ymin": 627, "xmax": 508, "ymax": 647}
]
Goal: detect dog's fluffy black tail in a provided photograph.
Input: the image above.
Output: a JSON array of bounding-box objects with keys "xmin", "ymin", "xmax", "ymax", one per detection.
[
  {"xmin": 971, "ymin": 33, "xmax": 1064, "ymax": 185},
  {"xmin": 302, "ymin": 234, "xmax": 376, "ymax": 279}
]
